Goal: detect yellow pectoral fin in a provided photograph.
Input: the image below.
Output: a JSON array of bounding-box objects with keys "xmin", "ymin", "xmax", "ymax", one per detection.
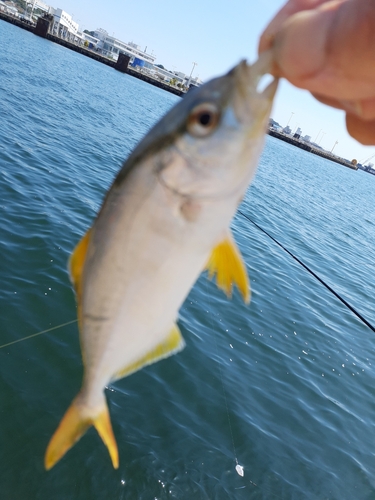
[
  {"xmin": 45, "ymin": 392, "xmax": 118, "ymax": 470},
  {"xmin": 206, "ymin": 231, "xmax": 250, "ymax": 304},
  {"xmin": 113, "ymin": 323, "xmax": 185, "ymax": 381},
  {"xmin": 68, "ymin": 229, "xmax": 91, "ymax": 328}
]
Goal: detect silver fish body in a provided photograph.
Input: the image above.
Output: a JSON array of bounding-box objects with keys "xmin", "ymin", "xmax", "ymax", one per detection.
[{"xmin": 45, "ymin": 54, "xmax": 278, "ymax": 470}]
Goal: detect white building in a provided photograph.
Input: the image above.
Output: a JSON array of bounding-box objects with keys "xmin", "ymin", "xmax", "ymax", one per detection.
[
  {"xmin": 33, "ymin": 0, "xmax": 51, "ymax": 13},
  {"xmin": 79, "ymin": 32, "xmax": 100, "ymax": 49},
  {"xmin": 23, "ymin": 0, "xmax": 53, "ymax": 21},
  {"xmin": 50, "ymin": 7, "xmax": 79, "ymax": 40},
  {"xmin": 0, "ymin": 1, "xmax": 6, "ymax": 11},
  {"xmin": 1, "ymin": 2, "xmax": 18, "ymax": 15},
  {"xmin": 174, "ymin": 71, "xmax": 186, "ymax": 79},
  {"xmin": 153, "ymin": 66, "xmax": 184, "ymax": 83},
  {"xmin": 186, "ymin": 75, "xmax": 202, "ymax": 87},
  {"xmin": 92, "ymin": 29, "xmax": 155, "ymax": 66}
]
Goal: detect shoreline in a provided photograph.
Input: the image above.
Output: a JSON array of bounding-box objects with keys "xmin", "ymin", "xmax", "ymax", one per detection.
[
  {"xmin": 0, "ymin": 11, "xmax": 184, "ymax": 97},
  {"xmin": 268, "ymin": 129, "xmax": 358, "ymax": 170},
  {"xmin": 0, "ymin": 11, "xmax": 363, "ymax": 170}
]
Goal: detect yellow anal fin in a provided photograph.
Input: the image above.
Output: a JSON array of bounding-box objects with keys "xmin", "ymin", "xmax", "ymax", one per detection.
[
  {"xmin": 45, "ymin": 392, "xmax": 118, "ymax": 470},
  {"xmin": 68, "ymin": 229, "xmax": 91, "ymax": 328},
  {"xmin": 206, "ymin": 230, "xmax": 250, "ymax": 304},
  {"xmin": 113, "ymin": 323, "xmax": 185, "ymax": 381}
]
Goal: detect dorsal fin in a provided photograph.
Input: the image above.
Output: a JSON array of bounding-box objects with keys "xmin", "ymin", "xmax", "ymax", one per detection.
[{"xmin": 206, "ymin": 230, "xmax": 250, "ymax": 304}]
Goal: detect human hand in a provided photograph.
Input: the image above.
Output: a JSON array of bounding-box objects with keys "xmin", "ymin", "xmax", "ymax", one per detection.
[{"xmin": 259, "ymin": 0, "xmax": 375, "ymax": 145}]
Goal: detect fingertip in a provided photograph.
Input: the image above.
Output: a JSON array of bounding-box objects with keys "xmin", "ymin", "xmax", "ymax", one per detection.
[
  {"xmin": 258, "ymin": 32, "xmax": 274, "ymax": 55},
  {"xmin": 346, "ymin": 114, "xmax": 375, "ymax": 146},
  {"xmin": 259, "ymin": 0, "xmax": 305, "ymax": 54},
  {"xmin": 259, "ymin": 0, "xmax": 330, "ymax": 54},
  {"xmin": 272, "ymin": 8, "xmax": 332, "ymax": 84}
]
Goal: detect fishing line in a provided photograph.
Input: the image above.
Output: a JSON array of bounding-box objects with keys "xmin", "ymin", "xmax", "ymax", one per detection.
[
  {"xmin": 204, "ymin": 282, "xmax": 284, "ymax": 498},
  {"xmin": 238, "ymin": 209, "xmax": 375, "ymax": 334},
  {"xmin": 203, "ymin": 279, "xmax": 245, "ymax": 478},
  {"xmin": 0, "ymin": 319, "xmax": 77, "ymax": 349}
]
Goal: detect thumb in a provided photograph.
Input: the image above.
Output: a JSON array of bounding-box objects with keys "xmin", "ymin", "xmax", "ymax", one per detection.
[
  {"xmin": 259, "ymin": 0, "xmax": 332, "ymax": 54},
  {"xmin": 271, "ymin": 0, "xmax": 375, "ymax": 100}
]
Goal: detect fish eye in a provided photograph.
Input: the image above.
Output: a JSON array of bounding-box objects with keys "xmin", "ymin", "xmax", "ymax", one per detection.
[{"xmin": 187, "ymin": 103, "xmax": 220, "ymax": 137}]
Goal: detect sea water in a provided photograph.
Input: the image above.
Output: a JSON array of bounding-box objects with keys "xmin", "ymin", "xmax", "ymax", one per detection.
[{"xmin": 1, "ymin": 20, "xmax": 375, "ymax": 499}]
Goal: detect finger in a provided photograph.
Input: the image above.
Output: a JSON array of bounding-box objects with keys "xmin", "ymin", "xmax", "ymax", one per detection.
[
  {"xmin": 354, "ymin": 97, "xmax": 375, "ymax": 121},
  {"xmin": 312, "ymin": 93, "xmax": 362, "ymax": 116},
  {"xmin": 313, "ymin": 93, "xmax": 375, "ymax": 121},
  {"xmin": 272, "ymin": 0, "xmax": 375, "ymax": 100},
  {"xmin": 259, "ymin": 0, "xmax": 332, "ymax": 53},
  {"xmin": 271, "ymin": 2, "xmax": 343, "ymax": 90},
  {"xmin": 346, "ymin": 114, "xmax": 375, "ymax": 145}
]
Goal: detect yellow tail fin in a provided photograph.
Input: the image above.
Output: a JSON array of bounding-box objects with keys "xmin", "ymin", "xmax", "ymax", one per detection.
[{"xmin": 45, "ymin": 393, "xmax": 119, "ymax": 470}]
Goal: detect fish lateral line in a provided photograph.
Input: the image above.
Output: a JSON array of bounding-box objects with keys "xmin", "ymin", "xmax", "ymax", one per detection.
[{"xmin": 83, "ymin": 314, "xmax": 110, "ymax": 323}]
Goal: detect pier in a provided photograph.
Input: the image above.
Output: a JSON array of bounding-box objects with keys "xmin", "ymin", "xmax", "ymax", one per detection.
[
  {"xmin": 0, "ymin": 9, "xmax": 364, "ymax": 171},
  {"xmin": 0, "ymin": 11, "xmax": 184, "ymax": 97},
  {"xmin": 268, "ymin": 129, "xmax": 358, "ymax": 170}
]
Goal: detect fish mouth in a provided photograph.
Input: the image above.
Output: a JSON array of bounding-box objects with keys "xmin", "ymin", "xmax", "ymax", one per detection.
[
  {"xmin": 232, "ymin": 51, "xmax": 279, "ymax": 126},
  {"xmin": 247, "ymin": 50, "xmax": 279, "ymax": 98}
]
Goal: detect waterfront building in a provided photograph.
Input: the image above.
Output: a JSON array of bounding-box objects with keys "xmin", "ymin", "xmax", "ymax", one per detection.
[
  {"xmin": 174, "ymin": 71, "xmax": 186, "ymax": 80},
  {"xmin": 269, "ymin": 118, "xmax": 282, "ymax": 130},
  {"xmin": 148, "ymin": 67, "xmax": 202, "ymax": 87},
  {"xmin": 172, "ymin": 71, "xmax": 201, "ymax": 87},
  {"xmin": 32, "ymin": 0, "xmax": 50, "ymax": 14},
  {"xmin": 79, "ymin": 31, "xmax": 100, "ymax": 49},
  {"xmin": 2, "ymin": 1, "xmax": 18, "ymax": 16},
  {"xmin": 152, "ymin": 66, "xmax": 183, "ymax": 83},
  {"xmin": 283, "ymin": 125, "xmax": 292, "ymax": 134},
  {"xmin": 50, "ymin": 7, "xmax": 80, "ymax": 41},
  {"xmin": 303, "ymin": 135, "xmax": 311, "ymax": 142},
  {"xmin": 186, "ymin": 75, "xmax": 202, "ymax": 87},
  {"xmin": 0, "ymin": 1, "xmax": 9, "ymax": 13},
  {"xmin": 23, "ymin": 0, "xmax": 53, "ymax": 22},
  {"xmin": 91, "ymin": 29, "xmax": 155, "ymax": 67}
]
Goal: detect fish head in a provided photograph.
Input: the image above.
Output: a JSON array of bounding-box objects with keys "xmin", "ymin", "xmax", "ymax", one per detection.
[{"xmin": 153, "ymin": 51, "xmax": 278, "ymax": 201}]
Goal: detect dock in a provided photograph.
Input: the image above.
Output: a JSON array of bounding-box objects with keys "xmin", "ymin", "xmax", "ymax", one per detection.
[
  {"xmin": 0, "ymin": 10, "xmax": 362, "ymax": 170},
  {"xmin": 268, "ymin": 129, "xmax": 358, "ymax": 170},
  {"xmin": 0, "ymin": 11, "xmax": 184, "ymax": 97}
]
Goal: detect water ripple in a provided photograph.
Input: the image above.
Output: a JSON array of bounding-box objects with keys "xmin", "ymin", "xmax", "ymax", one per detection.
[{"xmin": 1, "ymin": 19, "xmax": 375, "ymax": 499}]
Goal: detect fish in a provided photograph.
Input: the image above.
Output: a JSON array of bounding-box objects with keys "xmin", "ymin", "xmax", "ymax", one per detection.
[{"xmin": 44, "ymin": 52, "xmax": 278, "ymax": 470}]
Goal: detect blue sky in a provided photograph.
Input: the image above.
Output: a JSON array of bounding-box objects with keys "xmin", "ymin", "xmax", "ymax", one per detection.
[{"xmin": 59, "ymin": 0, "xmax": 375, "ymax": 163}]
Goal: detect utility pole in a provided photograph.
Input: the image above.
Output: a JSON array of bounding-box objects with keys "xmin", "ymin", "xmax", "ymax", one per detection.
[
  {"xmin": 286, "ymin": 112, "xmax": 294, "ymax": 127},
  {"xmin": 318, "ymin": 132, "xmax": 326, "ymax": 145},
  {"xmin": 314, "ymin": 129, "xmax": 322, "ymax": 142},
  {"xmin": 187, "ymin": 62, "xmax": 197, "ymax": 88},
  {"xmin": 331, "ymin": 140, "xmax": 339, "ymax": 154}
]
